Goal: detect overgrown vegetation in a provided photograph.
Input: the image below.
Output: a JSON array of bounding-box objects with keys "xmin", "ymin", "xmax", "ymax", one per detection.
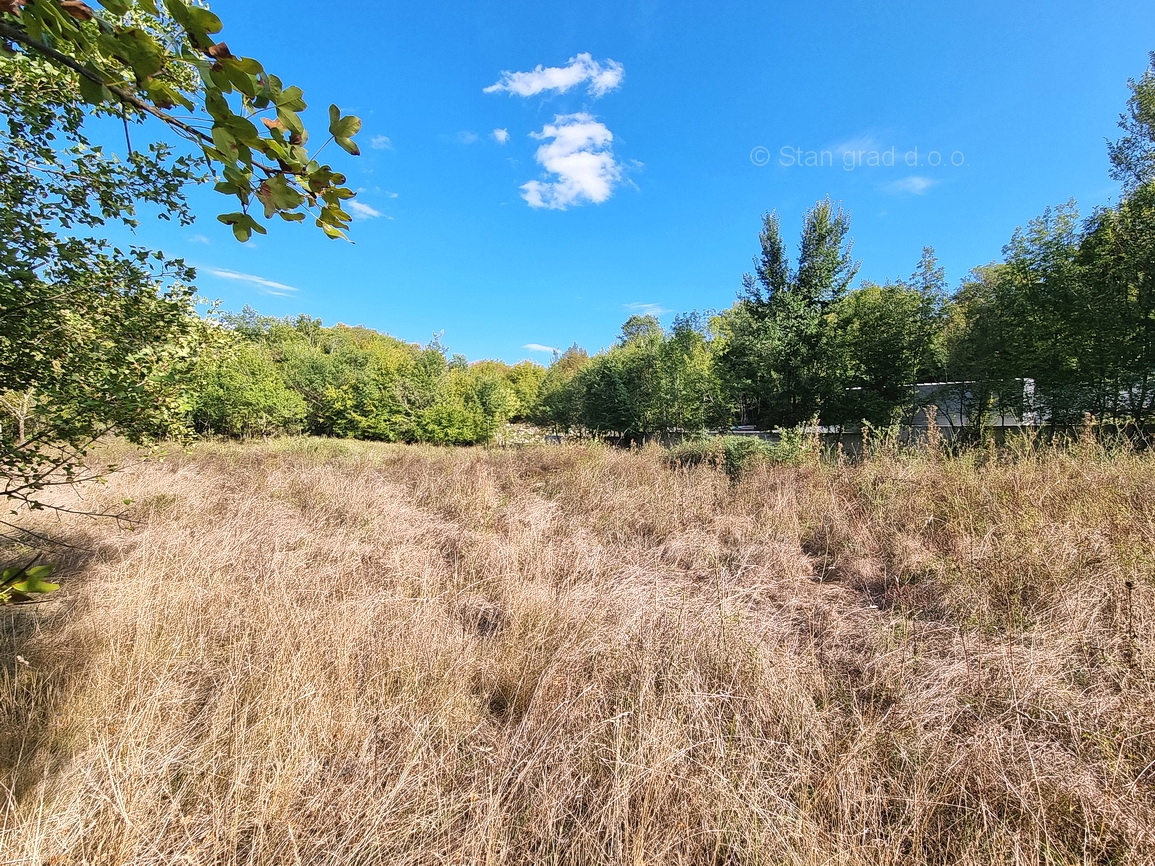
[
  {"xmin": 1, "ymin": 439, "xmax": 1152, "ymax": 864},
  {"xmin": 664, "ymin": 431, "xmax": 817, "ymax": 478},
  {"xmin": 185, "ymin": 309, "xmax": 545, "ymax": 444}
]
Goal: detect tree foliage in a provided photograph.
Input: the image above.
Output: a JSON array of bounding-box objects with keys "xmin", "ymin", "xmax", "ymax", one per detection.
[
  {"xmin": 0, "ymin": 0, "xmax": 361, "ymax": 240},
  {"xmin": 0, "ymin": 48, "xmax": 205, "ymax": 528},
  {"xmin": 532, "ymin": 345, "xmax": 589, "ymax": 435},
  {"xmin": 185, "ymin": 313, "xmax": 542, "ymax": 446},
  {"xmin": 1108, "ymin": 51, "xmax": 1155, "ymax": 194},
  {"xmin": 718, "ymin": 199, "xmax": 859, "ymax": 427},
  {"xmin": 828, "ymin": 273, "xmax": 945, "ymax": 427}
]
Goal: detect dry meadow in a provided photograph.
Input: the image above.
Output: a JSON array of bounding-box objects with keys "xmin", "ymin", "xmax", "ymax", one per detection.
[{"xmin": 2, "ymin": 437, "xmax": 1154, "ymax": 864}]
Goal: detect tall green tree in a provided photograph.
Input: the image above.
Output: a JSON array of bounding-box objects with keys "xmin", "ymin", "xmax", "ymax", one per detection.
[
  {"xmin": 1108, "ymin": 51, "xmax": 1155, "ymax": 194},
  {"xmin": 580, "ymin": 316, "xmax": 664, "ymax": 442},
  {"xmin": 718, "ymin": 199, "xmax": 859, "ymax": 427},
  {"xmin": 655, "ymin": 313, "xmax": 727, "ymax": 433},
  {"xmin": 188, "ymin": 340, "xmax": 306, "ymax": 437},
  {"xmin": 1076, "ymin": 185, "xmax": 1155, "ymax": 423},
  {"xmin": 533, "ymin": 345, "xmax": 589, "ymax": 435},
  {"xmin": 828, "ymin": 267, "xmax": 946, "ymax": 427}
]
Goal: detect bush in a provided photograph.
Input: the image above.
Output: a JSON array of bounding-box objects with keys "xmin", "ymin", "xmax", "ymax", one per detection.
[{"xmin": 665, "ymin": 431, "xmax": 820, "ymax": 478}]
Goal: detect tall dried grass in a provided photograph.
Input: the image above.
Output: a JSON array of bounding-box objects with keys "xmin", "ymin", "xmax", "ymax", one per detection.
[{"xmin": 1, "ymin": 438, "xmax": 1153, "ymax": 864}]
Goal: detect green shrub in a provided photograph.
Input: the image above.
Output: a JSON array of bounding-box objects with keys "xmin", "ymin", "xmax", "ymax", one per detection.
[{"xmin": 665, "ymin": 431, "xmax": 819, "ymax": 478}]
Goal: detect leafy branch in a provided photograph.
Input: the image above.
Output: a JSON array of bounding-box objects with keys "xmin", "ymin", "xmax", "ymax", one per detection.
[{"xmin": 0, "ymin": 0, "xmax": 362, "ymax": 241}]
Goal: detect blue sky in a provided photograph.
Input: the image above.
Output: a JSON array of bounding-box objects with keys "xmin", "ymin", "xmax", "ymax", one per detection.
[{"xmin": 119, "ymin": 0, "xmax": 1154, "ymax": 363}]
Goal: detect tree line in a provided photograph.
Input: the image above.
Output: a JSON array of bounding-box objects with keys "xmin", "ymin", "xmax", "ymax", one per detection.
[{"xmin": 188, "ymin": 309, "xmax": 544, "ymax": 444}]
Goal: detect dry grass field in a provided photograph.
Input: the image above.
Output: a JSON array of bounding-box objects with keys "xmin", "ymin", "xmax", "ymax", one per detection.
[{"xmin": 2, "ymin": 437, "xmax": 1154, "ymax": 865}]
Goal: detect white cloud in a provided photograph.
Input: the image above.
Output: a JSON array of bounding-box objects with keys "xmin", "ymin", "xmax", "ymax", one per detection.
[
  {"xmin": 492, "ymin": 128, "xmax": 510, "ymax": 144},
  {"xmin": 484, "ymin": 52, "xmax": 624, "ymax": 98},
  {"xmin": 523, "ymin": 343, "xmax": 559, "ymax": 353},
  {"xmin": 189, "ymin": 233, "xmax": 211, "ymax": 245},
  {"xmin": 206, "ymin": 268, "xmax": 300, "ymax": 297},
  {"xmin": 458, "ymin": 131, "xmax": 480, "ymax": 144},
  {"xmin": 370, "ymin": 135, "xmax": 393, "ymax": 150},
  {"xmin": 886, "ymin": 175, "xmax": 938, "ymax": 195},
  {"xmin": 624, "ymin": 302, "xmax": 670, "ymax": 316},
  {"xmin": 348, "ymin": 200, "xmax": 383, "ymax": 220},
  {"xmin": 520, "ymin": 113, "xmax": 622, "ymax": 210}
]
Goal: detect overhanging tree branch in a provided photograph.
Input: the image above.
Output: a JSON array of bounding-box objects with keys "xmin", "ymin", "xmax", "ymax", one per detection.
[{"xmin": 0, "ymin": 19, "xmax": 213, "ymax": 147}]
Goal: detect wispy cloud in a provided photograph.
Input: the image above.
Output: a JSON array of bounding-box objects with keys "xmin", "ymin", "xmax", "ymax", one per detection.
[
  {"xmin": 886, "ymin": 175, "xmax": 938, "ymax": 195},
  {"xmin": 492, "ymin": 128, "xmax": 510, "ymax": 144},
  {"xmin": 205, "ymin": 267, "xmax": 300, "ymax": 297},
  {"xmin": 523, "ymin": 343, "xmax": 559, "ymax": 353},
  {"xmin": 370, "ymin": 135, "xmax": 393, "ymax": 150},
  {"xmin": 189, "ymin": 233, "xmax": 211, "ymax": 245},
  {"xmin": 348, "ymin": 200, "xmax": 383, "ymax": 220},
  {"xmin": 624, "ymin": 302, "xmax": 670, "ymax": 316},
  {"xmin": 521, "ymin": 113, "xmax": 622, "ymax": 210},
  {"xmin": 484, "ymin": 52, "xmax": 624, "ymax": 98},
  {"xmin": 829, "ymin": 134, "xmax": 883, "ymax": 157},
  {"xmin": 458, "ymin": 131, "xmax": 480, "ymax": 145}
]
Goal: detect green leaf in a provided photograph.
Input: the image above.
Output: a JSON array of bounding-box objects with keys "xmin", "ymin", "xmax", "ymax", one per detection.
[
  {"xmin": 10, "ymin": 575, "xmax": 60, "ymax": 596},
  {"xmin": 328, "ymin": 109, "xmax": 361, "ymax": 141},
  {"xmin": 211, "ymin": 125, "xmax": 237, "ymax": 160},
  {"xmin": 162, "ymin": 0, "xmax": 191, "ymax": 30},
  {"xmin": 78, "ymin": 74, "xmax": 111, "ymax": 106},
  {"xmin": 335, "ymin": 137, "xmax": 360, "ymax": 156},
  {"xmin": 222, "ymin": 164, "xmax": 253, "ymax": 195},
  {"xmin": 204, "ymin": 88, "xmax": 230, "ymax": 122},
  {"xmin": 232, "ymin": 57, "xmax": 263, "ymax": 75},
  {"xmin": 4, "ymin": 564, "xmax": 59, "ymax": 596},
  {"xmin": 276, "ymin": 107, "xmax": 303, "ymax": 137},
  {"xmin": 208, "ymin": 64, "xmax": 233, "ymax": 94},
  {"xmin": 256, "ymin": 175, "xmax": 304, "ymax": 217},
  {"xmin": 317, "ymin": 204, "xmax": 348, "ymax": 226},
  {"xmin": 220, "ymin": 59, "xmax": 257, "ymax": 98},
  {"xmin": 224, "ymin": 115, "xmax": 261, "ymax": 146},
  {"xmin": 99, "ymin": 0, "xmax": 133, "ymax": 15},
  {"xmin": 277, "ymin": 85, "xmax": 306, "ymax": 111},
  {"xmin": 141, "ymin": 77, "xmax": 194, "ymax": 111},
  {"xmin": 115, "ymin": 27, "xmax": 166, "ymax": 78},
  {"xmin": 217, "ymin": 211, "xmax": 267, "ymax": 243},
  {"xmin": 187, "ymin": 5, "xmax": 224, "ymax": 34}
]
